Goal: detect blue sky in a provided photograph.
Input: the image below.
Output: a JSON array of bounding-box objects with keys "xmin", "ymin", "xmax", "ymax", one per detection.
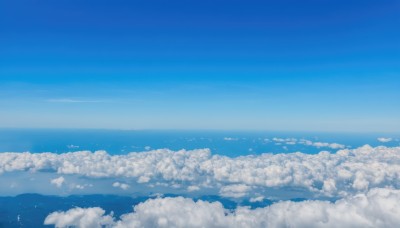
[{"xmin": 0, "ymin": 0, "xmax": 399, "ymax": 131}]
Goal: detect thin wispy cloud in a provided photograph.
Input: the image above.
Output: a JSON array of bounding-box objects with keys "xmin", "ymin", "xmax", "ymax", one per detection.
[
  {"xmin": 46, "ymin": 98, "xmax": 108, "ymax": 103},
  {"xmin": 377, "ymin": 137, "xmax": 393, "ymax": 143}
]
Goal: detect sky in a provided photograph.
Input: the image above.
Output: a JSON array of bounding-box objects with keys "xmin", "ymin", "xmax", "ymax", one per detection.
[{"xmin": 0, "ymin": 0, "xmax": 399, "ymax": 131}]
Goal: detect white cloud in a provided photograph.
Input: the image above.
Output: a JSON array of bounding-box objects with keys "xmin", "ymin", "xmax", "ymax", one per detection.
[
  {"xmin": 223, "ymin": 137, "xmax": 238, "ymax": 141},
  {"xmin": 67, "ymin": 145, "xmax": 80, "ymax": 149},
  {"xmin": 50, "ymin": 176, "xmax": 65, "ymax": 188},
  {"xmin": 272, "ymin": 137, "xmax": 297, "ymax": 143},
  {"xmin": 74, "ymin": 184, "xmax": 85, "ymax": 190},
  {"xmin": 299, "ymin": 139, "xmax": 346, "ymax": 149},
  {"xmin": 1, "ymin": 146, "xmax": 400, "ymax": 198},
  {"xmin": 378, "ymin": 137, "xmax": 393, "ymax": 143},
  {"xmin": 113, "ymin": 182, "xmax": 130, "ymax": 190},
  {"xmin": 271, "ymin": 138, "xmax": 346, "ymax": 149},
  {"xmin": 219, "ymin": 184, "xmax": 251, "ymax": 198},
  {"xmin": 46, "ymin": 98, "xmax": 106, "ymax": 103},
  {"xmin": 44, "ymin": 188, "xmax": 400, "ymax": 228},
  {"xmin": 328, "ymin": 143, "xmax": 346, "ymax": 149},
  {"xmin": 249, "ymin": 196, "xmax": 265, "ymax": 203},
  {"xmin": 44, "ymin": 207, "xmax": 114, "ymax": 228},
  {"xmin": 187, "ymin": 185, "xmax": 201, "ymax": 192}
]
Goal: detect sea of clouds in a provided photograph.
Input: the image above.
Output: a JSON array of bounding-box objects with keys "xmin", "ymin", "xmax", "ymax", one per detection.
[
  {"xmin": 44, "ymin": 188, "xmax": 400, "ymax": 228},
  {"xmin": 1, "ymin": 145, "xmax": 400, "ymax": 227},
  {"xmin": 1, "ymin": 145, "xmax": 400, "ymax": 198}
]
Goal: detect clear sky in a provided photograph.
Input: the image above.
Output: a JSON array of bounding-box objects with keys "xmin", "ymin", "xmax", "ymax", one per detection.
[{"xmin": 0, "ymin": 0, "xmax": 399, "ymax": 131}]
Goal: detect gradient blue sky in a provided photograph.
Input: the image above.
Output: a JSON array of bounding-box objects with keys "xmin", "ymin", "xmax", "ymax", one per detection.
[{"xmin": 0, "ymin": 0, "xmax": 399, "ymax": 131}]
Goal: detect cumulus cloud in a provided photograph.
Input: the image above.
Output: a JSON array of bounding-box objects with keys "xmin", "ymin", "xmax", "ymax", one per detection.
[
  {"xmin": 74, "ymin": 184, "xmax": 86, "ymax": 190},
  {"xmin": 219, "ymin": 184, "xmax": 251, "ymax": 198},
  {"xmin": 298, "ymin": 139, "xmax": 346, "ymax": 149},
  {"xmin": 249, "ymin": 196, "xmax": 265, "ymax": 203},
  {"xmin": 378, "ymin": 137, "xmax": 393, "ymax": 143},
  {"xmin": 44, "ymin": 207, "xmax": 114, "ymax": 227},
  {"xmin": 187, "ymin": 185, "xmax": 201, "ymax": 192},
  {"xmin": 44, "ymin": 188, "xmax": 400, "ymax": 228},
  {"xmin": 51, "ymin": 176, "xmax": 65, "ymax": 188},
  {"xmin": 113, "ymin": 182, "xmax": 130, "ymax": 190},
  {"xmin": 1, "ymin": 146, "xmax": 400, "ymax": 198}
]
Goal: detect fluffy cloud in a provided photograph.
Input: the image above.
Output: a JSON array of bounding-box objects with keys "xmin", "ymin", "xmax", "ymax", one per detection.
[
  {"xmin": 219, "ymin": 184, "xmax": 251, "ymax": 198},
  {"xmin": 1, "ymin": 146, "xmax": 400, "ymax": 198},
  {"xmin": 51, "ymin": 176, "xmax": 65, "ymax": 188},
  {"xmin": 113, "ymin": 182, "xmax": 130, "ymax": 190},
  {"xmin": 44, "ymin": 188, "xmax": 400, "ymax": 228},
  {"xmin": 377, "ymin": 137, "xmax": 393, "ymax": 143},
  {"xmin": 44, "ymin": 207, "xmax": 114, "ymax": 227},
  {"xmin": 298, "ymin": 139, "xmax": 346, "ymax": 149}
]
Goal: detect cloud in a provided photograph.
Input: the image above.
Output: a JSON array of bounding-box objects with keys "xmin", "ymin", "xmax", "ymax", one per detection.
[
  {"xmin": 249, "ymin": 196, "xmax": 265, "ymax": 203},
  {"xmin": 187, "ymin": 185, "xmax": 201, "ymax": 192},
  {"xmin": 299, "ymin": 139, "xmax": 346, "ymax": 149},
  {"xmin": 272, "ymin": 137, "xmax": 297, "ymax": 143},
  {"xmin": 50, "ymin": 176, "xmax": 65, "ymax": 188},
  {"xmin": 44, "ymin": 207, "xmax": 114, "ymax": 228},
  {"xmin": 378, "ymin": 138, "xmax": 393, "ymax": 143},
  {"xmin": 46, "ymin": 98, "xmax": 106, "ymax": 103},
  {"xmin": 67, "ymin": 145, "xmax": 80, "ymax": 149},
  {"xmin": 219, "ymin": 184, "xmax": 251, "ymax": 198},
  {"xmin": 113, "ymin": 182, "xmax": 130, "ymax": 190},
  {"xmin": 272, "ymin": 138, "xmax": 346, "ymax": 149},
  {"xmin": 223, "ymin": 137, "xmax": 238, "ymax": 141},
  {"xmin": 44, "ymin": 188, "xmax": 400, "ymax": 228},
  {"xmin": 1, "ymin": 146, "xmax": 400, "ymax": 198}
]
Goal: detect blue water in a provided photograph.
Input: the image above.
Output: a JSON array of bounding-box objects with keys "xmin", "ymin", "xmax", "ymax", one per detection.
[{"xmin": 0, "ymin": 129, "xmax": 399, "ymax": 156}]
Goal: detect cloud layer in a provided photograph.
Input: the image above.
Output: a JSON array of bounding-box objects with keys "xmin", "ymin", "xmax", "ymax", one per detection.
[
  {"xmin": 377, "ymin": 137, "xmax": 393, "ymax": 143},
  {"xmin": 44, "ymin": 188, "xmax": 400, "ymax": 228},
  {"xmin": 1, "ymin": 146, "xmax": 400, "ymax": 198},
  {"xmin": 271, "ymin": 137, "xmax": 346, "ymax": 149}
]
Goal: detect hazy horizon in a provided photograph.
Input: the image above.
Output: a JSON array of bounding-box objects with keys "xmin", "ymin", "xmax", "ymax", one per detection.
[{"xmin": 1, "ymin": 0, "xmax": 400, "ymax": 227}]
